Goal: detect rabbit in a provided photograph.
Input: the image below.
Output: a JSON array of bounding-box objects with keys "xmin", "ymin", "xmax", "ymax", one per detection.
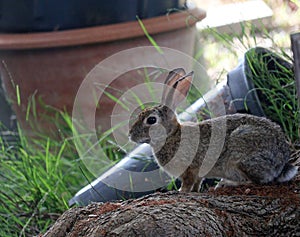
[{"xmin": 128, "ymin": 68, "xmax": 298, "ymax": 192}]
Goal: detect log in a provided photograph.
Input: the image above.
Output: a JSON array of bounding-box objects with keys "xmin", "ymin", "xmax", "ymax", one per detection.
[{"xmin": 43, "ymin": 175, "xmax": 299, "ymax": 237}]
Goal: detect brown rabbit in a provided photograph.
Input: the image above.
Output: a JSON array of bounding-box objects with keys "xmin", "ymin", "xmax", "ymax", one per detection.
[{"xmin": 129, "ymin": 68, "xmax": 298, "ymax": 192}]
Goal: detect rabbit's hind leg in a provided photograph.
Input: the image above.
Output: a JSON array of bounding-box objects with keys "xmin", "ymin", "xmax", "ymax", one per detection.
[{"xmin": 238, "ymin": 151, "xmax": 283, "ymax": 184}]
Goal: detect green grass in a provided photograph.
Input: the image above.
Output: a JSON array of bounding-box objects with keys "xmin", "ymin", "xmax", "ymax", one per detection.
[
  {"xmin": 0, "ymin": 138, "xmax": 69, "ymax": 236},
  {"xmin": 198, "ymin": 22, "xmax": 300, "ymax": 142},
  {"xmin": 137, "ymin": 17, "xmax": 163, "ymax": 54},
  {"xmin": 245, "ymin": 48, "xmax": 299, "ymax": 143},
  {"xmin": 0, "ymin": 68, "xmax": 168, "ymax": 236},
  {"xmin": 0, "ymin": 109, "xmax": 123, "ymax": 236}
]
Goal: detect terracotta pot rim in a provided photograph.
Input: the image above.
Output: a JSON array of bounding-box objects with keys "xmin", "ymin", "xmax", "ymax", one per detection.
[{"xmin": 0, "ymin": 7, "xmax": 205, "ymax": 50}]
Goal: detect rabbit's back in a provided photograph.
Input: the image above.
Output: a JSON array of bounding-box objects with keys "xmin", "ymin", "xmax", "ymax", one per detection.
[
  {"xmin": 199, "ymin": 114, "xmax": 291, "ymax": 183},
  {"xmin": 200, "ymin": 113, "xmax": 283, "ymax": 137}
]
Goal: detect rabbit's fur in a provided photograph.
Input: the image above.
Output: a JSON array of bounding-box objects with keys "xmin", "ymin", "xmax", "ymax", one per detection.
[{"xmin": 129, "ymin": 68, "xmax": 298, "ymax": 192}]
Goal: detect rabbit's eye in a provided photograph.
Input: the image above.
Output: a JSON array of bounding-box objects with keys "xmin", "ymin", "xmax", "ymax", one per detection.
[{"xmin": 146, "ymin": 116, "xmax": 157, "ymax": 125}]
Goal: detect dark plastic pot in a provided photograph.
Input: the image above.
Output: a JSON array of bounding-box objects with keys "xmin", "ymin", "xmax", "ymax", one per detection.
[
  {"xmin": 139, "ymin": 0, "xmax": 186, "ymax": 19},
  {"xmin": 69, "ymin": 145, "xmax": 168, "ymax": 206},
  {"xmin": 0, "ymin": 0, "xmax": 186, "ymax": 33},
  {"xmin": 227, "ymin": 47, "xmax": 293, "ymax": 116},
  {"xmin": 0, "ymin": 76, "xmax": 18, "ymax": 145},
  {"xmin": 291, "ymin": 32, "xmax": 300, "ymax": 104},
  {"xmin": 0, "ymin": 78, "xmax": 14, "ymax": 130}
]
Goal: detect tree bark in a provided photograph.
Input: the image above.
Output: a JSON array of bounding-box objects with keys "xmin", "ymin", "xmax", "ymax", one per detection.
[
  {"xmin": 39, "ymin": 33, "xmax": 300, "ymax": 237},
  {"xmin": 43, "ymin": 175, "xmax": 299, "ymax": 237}
]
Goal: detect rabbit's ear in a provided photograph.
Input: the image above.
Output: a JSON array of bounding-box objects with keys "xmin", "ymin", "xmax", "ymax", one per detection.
[
  {"xmin": 161, "ymin": 68, "xmax": 186, "ymax": 102},
  {"xmin": 164, "ymin": 71, "xmax": 194, "ymax": 110}
]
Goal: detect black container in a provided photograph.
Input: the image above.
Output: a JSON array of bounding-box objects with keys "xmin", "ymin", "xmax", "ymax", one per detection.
[
  {"xmin": 227, "ymin": 54, "xmax": 265, "ymax": 116},
  {"xmin": 0, "ymin": 77, "xmax": 18, "ymax": 144},
  {"xmin": 69, "ymin": 145, "xmax": 172, "ymax": 206},
  {"xmin": 139, "ymin": 0, "xmax": 186, "ymax": 19},
  {"xmin": 291, "ymin": 32, "xmax": 300, "ymax": 104},
  {"xmin": 0, "ymin": 0, "xmax": 186, "ymax": 33},
  {"xmin": 227, "ymin": 47, "xmax": 293, "ymax": 116},
  {"xmin": 0, "ymin": 82, "xmax": 13, "ymax": 129}
]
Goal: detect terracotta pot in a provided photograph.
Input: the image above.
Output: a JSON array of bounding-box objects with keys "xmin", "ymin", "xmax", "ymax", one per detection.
[{"xmin": 0, "ymin": 8, "xmax": 206, "ymax": 135}]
